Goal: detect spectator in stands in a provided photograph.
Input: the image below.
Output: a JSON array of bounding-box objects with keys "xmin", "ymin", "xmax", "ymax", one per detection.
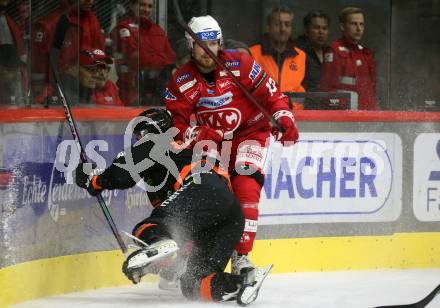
[
  {"xmin": 0, "ymin": 44, "xmax": 23, "ymax": 104},
  {"xmin": 91, "ymin": 50, "xmax": 124, "ymax": 106},
  {"xmin": 112, "ymin": 0, "xmax": 176, "ymax": 105},
  {"xmin": 52, "ymin": 0, "xmax": 106, "ymax": 73},
  {"xmin": 294, "ymin": 11, "xmax": 329, "ymax": 94},
  {"xmin": 60, "ymin": 49, "xmax": 113, "ymax": 105},
  {"xmin": 250, "ymin": 6, "xmax": 306, "ymax": 110},
  {"xmin": 320, "ymin": 7, "xmax": 376, "ymax": 110},
  {"xmin": 30, "ymin": 0, "xmax": 72, "ymax": 104}
]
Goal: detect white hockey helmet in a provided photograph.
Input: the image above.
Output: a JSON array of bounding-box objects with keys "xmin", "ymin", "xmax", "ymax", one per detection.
[{"xmin": 185, "ymin": 15, "xmax": 223, "ymax": 49}]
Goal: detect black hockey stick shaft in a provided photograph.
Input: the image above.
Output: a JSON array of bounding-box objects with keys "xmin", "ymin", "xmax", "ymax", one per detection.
[
  {"xmin": 49, "ymin": 50, "xmax": 128, "ymax": 256},
  {"xmin": 374, "ymin": 284, "xmax": 440, "ymax": 308},
  {"xmin": 171, "ymin": 0, "xmax": 284, "ymax": 132}
]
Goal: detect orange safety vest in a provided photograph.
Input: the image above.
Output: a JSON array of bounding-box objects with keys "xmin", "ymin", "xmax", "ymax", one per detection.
[{"xmin": 250, "ymin": 44, "xmax": 306, "ymax": 110}]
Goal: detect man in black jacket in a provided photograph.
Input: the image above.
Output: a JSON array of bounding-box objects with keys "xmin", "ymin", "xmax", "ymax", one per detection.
[{"xmin": 294, "ymin": 10, "xmax": 330, "ymax": 108}]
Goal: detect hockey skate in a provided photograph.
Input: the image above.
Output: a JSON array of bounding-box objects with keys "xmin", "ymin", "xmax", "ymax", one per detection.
[
  {"xmin": 122, "ymin": 238, "xmax": 179, "ymax": 284},
  {"xmin": 236, "ymin": 264, "xmax": 273, "ymax": 306},
  {"xmin": 232, "ymin": 251, "xmax": 256, "ymax": 275},
  {"xmin": 158, "ymin": 244, "xmax": 190, "ymax": 291}
]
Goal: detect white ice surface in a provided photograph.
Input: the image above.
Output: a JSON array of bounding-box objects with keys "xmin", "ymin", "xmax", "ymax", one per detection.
[{"xmin": 12, "ymin": 269, "xmax": 440, "ymax": 308}]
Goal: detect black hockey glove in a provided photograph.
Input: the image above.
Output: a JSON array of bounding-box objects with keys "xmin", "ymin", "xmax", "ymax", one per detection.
[{"xmin": 75, "ymin": 162, "xmax": 104, "ymax": 196}]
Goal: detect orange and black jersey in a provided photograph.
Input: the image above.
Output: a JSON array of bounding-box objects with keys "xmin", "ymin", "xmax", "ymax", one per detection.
[{"xmin": 94, "ymin": 137, "xmax": 227, "ymax": 206}]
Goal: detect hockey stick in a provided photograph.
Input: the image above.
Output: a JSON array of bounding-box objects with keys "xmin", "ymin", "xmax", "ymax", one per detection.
[
  {"xmin": 49, "ymin": 49, "xmax": 128, "ymax": 256},
  {"xmin": 374, "ymin": 284, "xmax": 440, "ymax": 308},
  {"xmin": 171, "ymin": 0, "xmax": 284, "ymax": 132}
]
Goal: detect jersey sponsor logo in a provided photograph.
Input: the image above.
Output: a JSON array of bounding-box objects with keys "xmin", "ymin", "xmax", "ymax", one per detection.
[
  {"xmin": 119, "ymin": 28, "xmax": 131, "ymax": 38},
  {"xmin": 236, "ymin": 143, "xmax": 267, "ymax": 170},
  {"xmin": 197, "ymin": 92, "xmax": 233, "ymax": 108},
  {"xmin": 196, "ymin": 30, "xmax": 220, "ymax": 41},
  {"xmin": 220, "ymin": 70, "xmax": 240, "ymax": 77},
  {"xmin": 356, "ymin": 59, "xmax": 363, "ymax": 66},
  {"xmin": 244, "ymin": 219, "xmax": 258, "ymax": 232},
  {"xmin": 217, "ymin": 79, "xmax": 234, "ymax": 90},
  {"xmin": 225, "ymin": 60, "xmax": 240, "ymax": 68},
  {"xmin": 179, "ymin": 79, "xmax": 197, "ymax": 93},
  {"xmin": 185, "ymin": 89, "xmax": 200, "ymax": 101},
  {"xmin": 196, "ymin": 107, "xmax": 241, "ymax": 132},
  {"xmin": 240, "ymin": 232, "xmax": 251, "ymax": 243},
  {"xmin": 249, "ymin": 61, "xmax": 262, "ymax": 81},
  {"xmin": 176, "ymin": 72, "xmax": 192, "ymax": 84},
  {"xmin": 324, "ymin": 52, "xmax": 334, "ymax": 63},
  {"xmin": 338, "ymin": 46, "xmax": 349, "ymax": 52},
  {"xmin": 164, "ymin": 88, "xmax": 177, "ymax": 101}
]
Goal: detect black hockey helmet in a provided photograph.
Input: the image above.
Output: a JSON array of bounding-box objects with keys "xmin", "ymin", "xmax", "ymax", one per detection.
[{"xmin": 133, "ymin": 108, "xmax": 172, "ymax": 137}]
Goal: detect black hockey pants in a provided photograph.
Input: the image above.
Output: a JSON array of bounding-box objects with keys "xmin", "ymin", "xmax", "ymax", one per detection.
[{"xmin": 133, "ymin": 172, "xmax": 245, "ymax": 301}]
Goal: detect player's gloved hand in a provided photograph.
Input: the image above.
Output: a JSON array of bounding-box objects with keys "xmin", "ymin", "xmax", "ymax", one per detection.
[
  {"xmin": 271, "ymin": 110, "xmax": 299, "ymax": 146},
  {"xmin": 183, "ymin": 125, "xmax": 224, "ymax": 146},
  {"xmin": 75, "ymin": 162, "xmax": 104, "ymax": 196}
]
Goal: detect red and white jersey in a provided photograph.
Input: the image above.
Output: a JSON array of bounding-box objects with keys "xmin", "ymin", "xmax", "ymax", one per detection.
[{"xmin": 165, "ymin": 49, "xmax": 290, "ymax": 141}]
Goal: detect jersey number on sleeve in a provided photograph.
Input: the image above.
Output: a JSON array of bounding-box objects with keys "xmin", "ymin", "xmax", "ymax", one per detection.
[{"xmin": 266, "ymin": 78, "xmax": 277, "ymax": 96}]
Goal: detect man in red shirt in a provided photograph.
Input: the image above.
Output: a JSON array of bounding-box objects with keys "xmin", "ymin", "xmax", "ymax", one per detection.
[
  {"xmin": 52, "ymin": 0, "xmax": 105, "ymax": 72},
  {"xmin": 30, "ymin": 0, "xmax": 72, "ymax": 103},
  {"xmin": 33, "ymin": 0, "xmax": 105, "ymax": 105},
  {"xmin": 112, "ymin": 0, "xmax": 176, "ymax": 105},
  {"xmin": 165, "ymin": 16, "xmax": 298, "ymax": 276},
  {"xmin": 320, "ymin": 7, "xmax": 376, "ymax": 110}
]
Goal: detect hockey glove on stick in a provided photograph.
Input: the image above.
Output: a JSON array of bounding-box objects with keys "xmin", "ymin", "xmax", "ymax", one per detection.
[
  {"xmin": 271, "ymin": 110, "xmax": 299, "ymax": 146},
  {"xmin": 75, "ymin": 163, "xmax": 104, "ymax": 196},
  {"xmin": 183, "ymin": 125, "xmax": 224, "ymax": 146}
]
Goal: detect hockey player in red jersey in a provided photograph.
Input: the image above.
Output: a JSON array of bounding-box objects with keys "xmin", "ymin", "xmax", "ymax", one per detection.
[{"xmin": 165, "ymin": 16, "xmax": 299, "ymax": 275}]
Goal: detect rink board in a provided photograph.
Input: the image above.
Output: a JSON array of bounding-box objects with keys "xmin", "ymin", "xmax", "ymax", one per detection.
[
  {"xmin": 1, "ymin": 232, "xmax": 440, "ymax": 307},
  {"xmin": 1, "ymin": 109, "xmax": 440, "ymax": 307}
]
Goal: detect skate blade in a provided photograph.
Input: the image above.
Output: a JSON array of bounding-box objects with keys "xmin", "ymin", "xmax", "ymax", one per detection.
[
  {"xmin": 128, "ymin": 240, "xmax": 179, "ymax": 269},
  {"xmin": 123, "ymin": 240, "xmax": 179, "ymax": 283},
  {"xmin": 158, "ymin": 276, "xmax": 180, "ymax": 292},
  {"xmin": 237, "ymin": 264, "xmax": 273, "ymax": 306}
]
